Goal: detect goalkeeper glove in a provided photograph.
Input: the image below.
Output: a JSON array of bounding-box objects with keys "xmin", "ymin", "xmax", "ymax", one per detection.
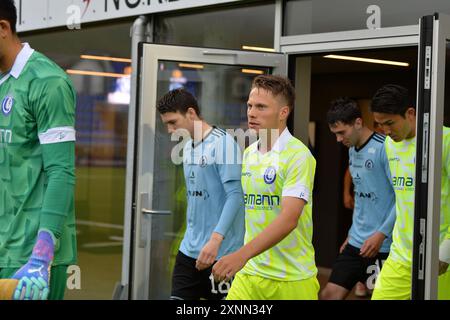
[{"xmin": 12, "ymin": 230, "xmax": 55, "ymax": 300}]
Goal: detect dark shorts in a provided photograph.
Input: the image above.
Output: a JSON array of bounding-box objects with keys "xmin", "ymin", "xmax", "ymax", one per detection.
[
  {"xmin": 171, "ymin": 251, "xmax": 231, "ymax": 300},
  {"xmin": 328, "ymin": 244, "xmax": 389, "ymax": 291}
]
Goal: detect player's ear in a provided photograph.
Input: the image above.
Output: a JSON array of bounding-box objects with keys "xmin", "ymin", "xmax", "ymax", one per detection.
[
  {"xmin": 186, "ymin": 107, "xmax": 197, "ymax": 120},
  {"xmin": 0, "ymin": 20, "xmax": 12, "ymax": 39},
  {"xmin": 405, "ymin": 107, "xmax": 416, "ymax": 120},
  {"xmin": 354, "ymin": 117, "xmax": 363, "ymax": 129},
  {"xmin": 279, "ymin": 105, "xmax": 290, "ymax": 121}
]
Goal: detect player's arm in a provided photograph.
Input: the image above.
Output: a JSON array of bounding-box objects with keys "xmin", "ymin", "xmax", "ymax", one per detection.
[
  {"xmin": 378, "ymin": 144, "xmax": 396, "ymax": 237},
  {"xmin": 360, "ymin": 208, "xmax": 394, "ymax": 258},
  {"xmin": 196, "ymin": 137, "xmax": 244, "ymax": 270},
  {"xmin": 360, "ymin": 144, "xmax": 396, "ymax": 258},
  {"xmin": 440, "ymin": 226, "xmax": 450, "ymax": 275},
  {"xmin": 13, "ymin": 77, "xmax": 76, "ymax": 300},
  {"xmin": 212, "ymin": 196, "xmax": 305, "ymax": 281},
  {"xmin": 196, "ymin": 179, "xmax": 244, "ymax": 270},
  {"xmin": 34, "ymin": 77, "xmax": 76, "ymax": 240},
  {"xmin": 343, "ymin": 166, "xmax": 354, "ymax": 209},
  {"xmin": 39, "ymin": 141, "xmax": 75, "ymax": 239},
  {"xmin": 341, "ymin": 165, "xmax": 353, "ymax": 253},
  {"xmin": 213, "ymin": 152, "xmax": 315, "ymax": 281},
  {"xmin": 439, "ymin": 137, "xmax": 450, "ymax": 275}
]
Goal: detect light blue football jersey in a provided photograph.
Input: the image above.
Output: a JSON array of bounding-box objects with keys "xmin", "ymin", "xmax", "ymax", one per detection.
[
  {"xmin": 180, "ymin": 127, "xmax": 245, "ymax": 260},
  {"xmin": 347, "ymin": 133, "xmax": 396, "ymax": 253}
]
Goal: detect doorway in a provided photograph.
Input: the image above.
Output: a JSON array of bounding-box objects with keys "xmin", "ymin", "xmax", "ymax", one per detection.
[
  {"xmin": 305, "ymin": 46, "xmax": 418, "ymax": 266},
  {"xmin": 289, "ymin": 46, "xmax": 419, "ymax": 298}
]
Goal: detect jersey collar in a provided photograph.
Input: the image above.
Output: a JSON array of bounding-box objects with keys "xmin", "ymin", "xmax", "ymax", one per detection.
[
  {"xmin": 270, "ymin": 127, "xmax": 292, "ymax": 152},
  {"xmin": 354, "ymin": 132, "xmax": 375, "ymax": 152},
  {"xmin": 10, "ymin": 43, "xmax": 35, "ymax": 79},
  {"xmin": 191, "ymin": 125, "xmax": 215, "ymax": 149}
]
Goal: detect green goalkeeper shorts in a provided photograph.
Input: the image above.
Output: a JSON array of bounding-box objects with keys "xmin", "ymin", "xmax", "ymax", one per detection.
[
  {"xmin": 372, "ymin": 256, "xmax": 450, "ymax": 300},
  {"xmin": 0, "ymin": 265, "xmax": 68, "ymax": 300},
  {"xmin": 226, "ymin": 272, "xmax": 319, "ymax": 300}
]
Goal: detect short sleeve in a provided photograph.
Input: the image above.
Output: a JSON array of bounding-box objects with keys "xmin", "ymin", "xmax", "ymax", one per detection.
[
  {"xmin": 30, "ymin": 76, "xmax": 76, "ymax": 144},
  {"xmin": 380, "ymin": 142, "xmax": 392, "ymax": 182},
  {"xmin": 215, "ymin": 134, "xmax": 243, "ymax": 183},
  {"xmin": 282, "ymin": 152, "xmax": 316, "ymax": 203},
  {"xmin": 444, "ymin": 129, "xmax": 450, "ymax": 178}
]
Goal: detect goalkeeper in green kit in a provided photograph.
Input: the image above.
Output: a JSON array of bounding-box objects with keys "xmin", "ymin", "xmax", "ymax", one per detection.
[{"xmin": 0, "ymin": 0, "xmax": 77, "ymax": 300}]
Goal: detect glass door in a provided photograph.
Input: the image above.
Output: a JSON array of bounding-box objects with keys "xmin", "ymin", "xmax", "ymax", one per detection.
[
  {"xmin": 413, "ymin": 13, "xmax": 450, "ymax": 300},
  {"xmin": 130, "ymin": 44, "xmax": 286, "ymax": 299}
]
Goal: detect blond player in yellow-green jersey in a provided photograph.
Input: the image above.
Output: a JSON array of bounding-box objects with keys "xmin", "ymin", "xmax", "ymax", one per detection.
[
  {"xmin": 212, "ymin": 75, "xmax": 319, "ymax": 300},
  {"xmin": 370, "ymin": 84, "xmax": 450, "ymax": 300}
]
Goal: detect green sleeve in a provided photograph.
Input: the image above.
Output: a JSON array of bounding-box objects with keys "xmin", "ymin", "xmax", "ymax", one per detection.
[
  {"xmin": 39, "ymin": 141, "xmax": 75, "ymax": 239},
  {"xmin": 29, "ymin": 76, "xmax": 76, "ymax": 134},
  {"xmin": 29, "ymin": 73, "xmax": 77, "ymax": 240}
]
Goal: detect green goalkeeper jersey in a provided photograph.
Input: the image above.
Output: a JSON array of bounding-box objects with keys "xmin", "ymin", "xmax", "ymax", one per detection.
[
  {"xmin": 0, "ymin": 43, "xmax": 77, "ymax": 267},
  {"xmin": 385, "ymin": 127, "xmax": 450, "ymax": 266}
]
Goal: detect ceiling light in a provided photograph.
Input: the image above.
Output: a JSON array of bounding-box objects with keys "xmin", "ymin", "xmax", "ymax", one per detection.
[
  {"xmin": 242, "ymin": 69, "xmax": 264, "ymax": 75},
  {"xmin": 323, "ymin": 54, "xmax": 409, "ymax": 67},
  {"xmin": 80, "ymin": 55, "xmax": 132, "ymax": 63},
  {"xmin": 178, "ymin": 63, "xmax": 204, "ymax": 69},
  {"xmin": 242, "ymin": 46, "xmax": 276, "ymax": 53},
  {"xmin": 66, "ymin": 69, "xmax": 129, "ymax": 78}
]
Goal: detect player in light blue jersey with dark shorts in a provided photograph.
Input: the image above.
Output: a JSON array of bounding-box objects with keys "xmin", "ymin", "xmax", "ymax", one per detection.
[
  {"xmin": 157, "ymin": 88, "xmax": 245, "ymax": 300},
  {"xmin": 320, "ymin": 97, "xmax": 396, "ymax": 300}
]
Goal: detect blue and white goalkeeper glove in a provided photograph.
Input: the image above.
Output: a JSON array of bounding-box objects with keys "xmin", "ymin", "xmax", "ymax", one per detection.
[{"xmin": 12, "ymin": 230, "xmax": 55, "ymax": 300}]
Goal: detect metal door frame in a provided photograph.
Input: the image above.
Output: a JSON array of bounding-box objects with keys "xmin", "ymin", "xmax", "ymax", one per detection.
[{"xmin": 413, "ymin": 13, "xmax": 450, "ymax": 300}]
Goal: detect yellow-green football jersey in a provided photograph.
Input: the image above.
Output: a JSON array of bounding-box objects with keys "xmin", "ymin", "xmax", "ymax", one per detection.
[
  {"xmin": 385, "ymin": 127, "xmax": 450, "ymax": 266},
  {"xmin": 240, "ymin": 128, "xmax": 317, "ymax": 281}
]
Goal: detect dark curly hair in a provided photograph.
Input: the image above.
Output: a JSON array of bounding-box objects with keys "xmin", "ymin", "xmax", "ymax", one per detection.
[
  {"xmin": 327, "ymin": 97, "xmax": 362, "ymax": 125},
  {"xmin": 371, "ymin": 84, "xmax": 415, "ymax": 117},
  {"xmin": 156, "ymin": 88, "xmax": 201, "ymax": 116}
]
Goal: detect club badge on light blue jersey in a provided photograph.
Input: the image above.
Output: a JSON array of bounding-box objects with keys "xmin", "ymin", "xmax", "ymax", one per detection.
[
  {"xmin": 365, "ymin": 159, "xmax": 374, "ymax": 170},
  {"xmin": 1, "ymin": 95, "xmax": 14, "ymax": 116},
  {"xmin": 200, "ymin": 155, "xmax": 208, "ymax": 167}
]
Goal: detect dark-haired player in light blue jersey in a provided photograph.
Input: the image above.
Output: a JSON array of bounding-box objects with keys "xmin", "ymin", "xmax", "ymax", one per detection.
[
  {"xmin": 157, "ymin": 88, "xmax": 245, "ymax": 300},
  {"xmin": 320, "ymin": 97, "xmax": 396, "ymax": 300}
]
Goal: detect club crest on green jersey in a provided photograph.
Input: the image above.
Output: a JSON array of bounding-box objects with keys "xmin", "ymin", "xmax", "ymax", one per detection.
[
  {"xmin": 264, "ymin": 166, "xmax": 277, "ymax": 184},
  {"xmin": 1, "ymin": 95, "xmax": 14, "ymax": 116}
]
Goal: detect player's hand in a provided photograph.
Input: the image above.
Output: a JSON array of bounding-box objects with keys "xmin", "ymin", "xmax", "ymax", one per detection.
[
  {"xmin": 439, "ymin": 261, "xmax": 449, "ymax": 275},
  {"xmin": 360, "ymin": 231, "xmax": 385, "ymax": 258},
  {"xmin": 196, "ymin": 233, "xmax": 223, "ymax": 271},
  {"xmin": 212, "ymin": 251, "xmax": 247, "ymax": 283},
  {"xmin": 343, "ymin": 193, "xmax": 354, "ymax": 209},
  {"xmin": 340, "ymin": 237, "xmax": 349, "ymax": 254},
  {"xmin": 12, "ymin": 230, "xmax": 55, "ymax": 300}
]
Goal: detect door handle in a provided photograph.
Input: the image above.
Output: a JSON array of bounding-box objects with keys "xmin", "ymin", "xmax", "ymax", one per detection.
[
  {"xmin": 139, "ymin": 208, "xmax": 171, "ymax": 248},
  {"xmin": 141, "ymin": 209, "xmax": 171, "ymax": 215}
]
